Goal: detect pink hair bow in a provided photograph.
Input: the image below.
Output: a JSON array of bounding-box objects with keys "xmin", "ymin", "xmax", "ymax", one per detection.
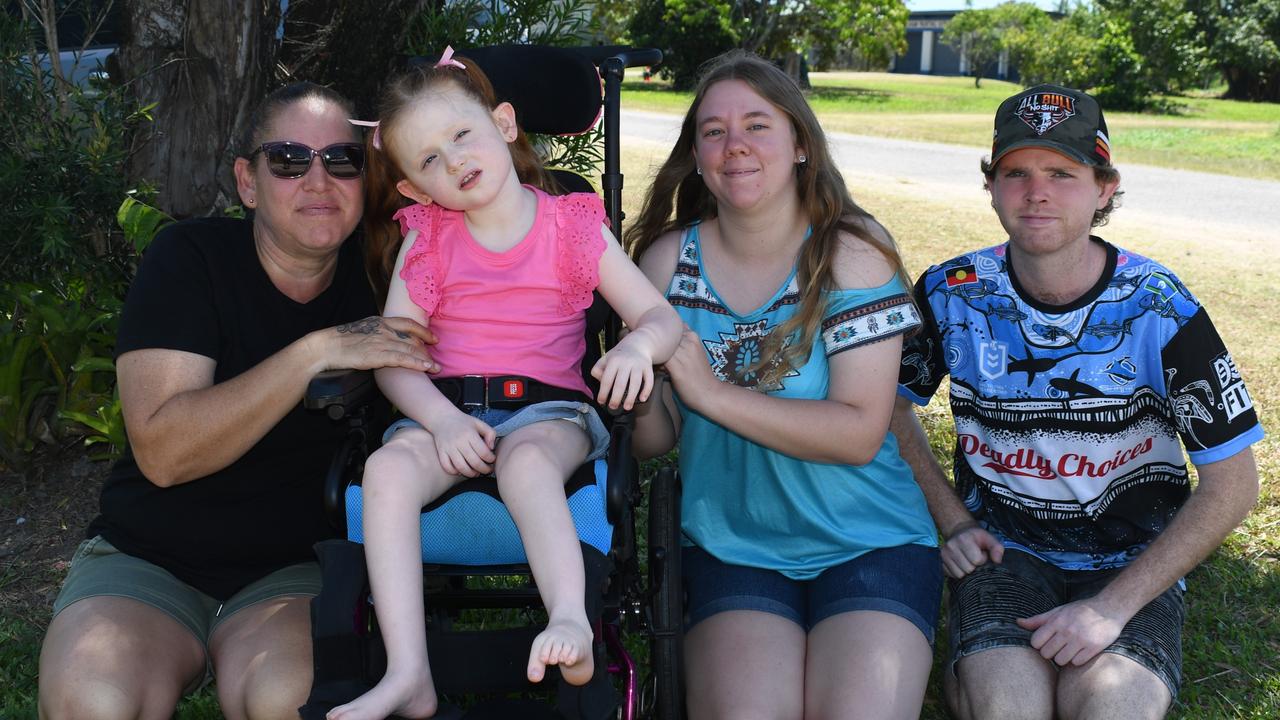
[
  {"xmin": 436, "ymin": 45, "xmax": 467, "ymax": 70},
  {"xmin": 349, "ymin": 119, "xmax": 382, "ymax": 150}
]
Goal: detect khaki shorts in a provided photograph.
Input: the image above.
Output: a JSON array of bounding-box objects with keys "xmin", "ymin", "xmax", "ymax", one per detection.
[{"xmin": 52, "ymin": 535, "xmax": 320, "ymax": 660}]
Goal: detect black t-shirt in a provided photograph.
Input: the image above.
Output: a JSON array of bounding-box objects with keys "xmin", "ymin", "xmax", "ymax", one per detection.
[{"xmin": 88, "ymin": 217, "xmax": 378, "ymax": 600}]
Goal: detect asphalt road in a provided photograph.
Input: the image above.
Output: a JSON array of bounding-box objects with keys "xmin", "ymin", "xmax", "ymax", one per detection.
[{"xmin": 620, "ymin": 109, "xmax": 1279, "ymax": 241}]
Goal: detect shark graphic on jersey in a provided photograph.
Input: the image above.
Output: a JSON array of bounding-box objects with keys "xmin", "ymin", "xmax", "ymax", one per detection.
[{"xmin": 900, "ymin": 239, "xmax": 1264, "ymax": 570}]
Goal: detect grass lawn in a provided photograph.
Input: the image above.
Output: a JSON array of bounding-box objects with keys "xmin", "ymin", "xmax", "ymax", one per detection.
[{"xmin": 623, "ymin": 72, "xmax": 1280, "ymax": 180}]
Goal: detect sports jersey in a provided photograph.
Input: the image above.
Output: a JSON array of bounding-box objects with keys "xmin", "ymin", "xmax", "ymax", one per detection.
[{"xmin": 899, "ymin": 238, "xmax": 1263, "ymax": 569}]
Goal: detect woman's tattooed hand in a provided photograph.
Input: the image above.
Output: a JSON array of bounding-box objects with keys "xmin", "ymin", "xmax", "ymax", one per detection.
[
  {"xmin": 322, "ymin": 316, "xmax": 439, "ymax": 373},
  {"xmin": 336, "ymin": 316, "xmax": 383, "ymax": 335}
]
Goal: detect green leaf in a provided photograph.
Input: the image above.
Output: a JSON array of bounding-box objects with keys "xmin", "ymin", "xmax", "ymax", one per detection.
[
  {"xmin": 116, "ymin": 196, "xmax": 173, "ymax": 253},
  {"xmin": 70, "ymin": 357, "xmax": 115, "ymax": 374}
]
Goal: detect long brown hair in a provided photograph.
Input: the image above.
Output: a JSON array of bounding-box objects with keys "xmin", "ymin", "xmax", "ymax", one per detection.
[
  {"xmin": 364, "ymin": 54, "xmax": 561, "ymax": 302},
  {"xmin": 625, "ymin": 50, "xmax": 912, "ymax": 387}
]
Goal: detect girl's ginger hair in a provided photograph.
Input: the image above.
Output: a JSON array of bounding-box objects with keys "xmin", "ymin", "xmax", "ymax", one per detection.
[
  {"xmin": 625, "ymin": 50, "xmax": 913, "ymax": 389},
  {"xmin": 364, "ymin": 54, "xmax": 561, "ymax": 301}
]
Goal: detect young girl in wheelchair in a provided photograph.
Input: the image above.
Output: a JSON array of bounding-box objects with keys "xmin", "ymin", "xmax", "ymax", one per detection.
[{"xmin": 326, "ymin": 48, "xmax": 681, "ymax": 720}]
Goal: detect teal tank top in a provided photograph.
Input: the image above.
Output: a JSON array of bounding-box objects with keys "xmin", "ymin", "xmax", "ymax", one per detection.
[{"xmin": 667, "ymin": 223, "xmax": 938, "ymax": 579}]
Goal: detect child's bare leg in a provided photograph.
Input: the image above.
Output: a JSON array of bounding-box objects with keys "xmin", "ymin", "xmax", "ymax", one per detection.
[
  {"xmin": 328, "ymin": 429, "xmax": 462, "ymax": 720},
  {"xmin": 495, "ymin": 421, "xmax": 595, "ymax": 686}
]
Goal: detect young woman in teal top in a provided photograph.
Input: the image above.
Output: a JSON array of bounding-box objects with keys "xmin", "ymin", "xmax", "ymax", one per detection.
[{"xmin": 628, "ymin": 51, "xmax": 942, "ymax": 719}]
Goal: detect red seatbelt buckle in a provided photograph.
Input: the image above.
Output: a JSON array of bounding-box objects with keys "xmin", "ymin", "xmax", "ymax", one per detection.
[{"xmin": 502, "ymin": 379, "xmax": 525, "ymax": 399}]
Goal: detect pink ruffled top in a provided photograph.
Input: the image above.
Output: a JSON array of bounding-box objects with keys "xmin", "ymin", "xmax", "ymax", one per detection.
[{"xmin": 392, "ymin": 187, "xmax": 607, "ymax": 394}]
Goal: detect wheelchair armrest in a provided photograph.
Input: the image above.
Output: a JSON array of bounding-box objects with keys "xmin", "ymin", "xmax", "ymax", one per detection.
[
  {"xmin": 307, "ymin": 370, "xmax": 377, "ymax": 531},
  {"xmin": 606, "ymin": 412, "xmax": 636, "ymax": 526},
  {"xmin": 305, "ymin": 369, "xmax": 375, "ymax": 420}
]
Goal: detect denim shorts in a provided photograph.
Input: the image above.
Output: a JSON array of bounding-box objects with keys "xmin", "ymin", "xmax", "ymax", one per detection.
[
  {"xmin": 383, "ymin": 400, "xmax": 610, "ymax": 462},
  {"xmin": 51, "ymin": 535, "xmax": 321, "ymax": 685},
  {"xmin": 948, "ymin": 548, "xmax": 1185, "ymax": 699},
  {"xmin": 682, "ymin": 543, "xmax": 943, "ymax": 644}
]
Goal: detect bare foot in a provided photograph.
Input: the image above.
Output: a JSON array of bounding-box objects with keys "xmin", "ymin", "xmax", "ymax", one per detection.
[
  {"xmin": 527, "ymin": 617, "xmax": 596, "ymax": 685},
  {"xmin": 326, "ymin": 669, "xmax": 438, "ymax": 720}
]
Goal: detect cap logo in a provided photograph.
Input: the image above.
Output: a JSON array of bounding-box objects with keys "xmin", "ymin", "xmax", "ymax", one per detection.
[{"xmin": 1015, "ymin": 93, "xmax": 1076, "ymax": 135}]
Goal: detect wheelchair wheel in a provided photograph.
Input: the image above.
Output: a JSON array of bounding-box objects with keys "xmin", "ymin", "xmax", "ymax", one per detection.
[{"xmin": 647, "ymin": 466, "xmax": 682, "ymax": 720}]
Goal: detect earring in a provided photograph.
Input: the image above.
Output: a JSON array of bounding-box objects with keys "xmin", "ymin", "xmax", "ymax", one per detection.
[
  {"xmin": 797, "ymin": 155, "xmax": 807, "ymax": 164},
  {"xmin": 246, "ymin": 197, "xmax": 255, "ymax": 206},
  {"xmin": 696, "ymin": 166, "xmax": 702, "ymax": 175}
]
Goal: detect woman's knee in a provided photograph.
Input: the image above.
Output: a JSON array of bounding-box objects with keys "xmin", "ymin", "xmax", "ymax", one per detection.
[
  {"xmin": 39, "ymin": 598, "xmax": 202, "ymax": 720},
  {"xmin": 218, "ymin": 677, "xmax": 312, "ymax": 720},
  {"xmin": 210, "ymin": 597, "xmax": 314, "ymax": 720}
]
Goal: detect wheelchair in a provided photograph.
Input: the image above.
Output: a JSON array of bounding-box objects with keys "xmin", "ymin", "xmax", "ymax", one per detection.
[{"xmin": 299, "ymin": 44, "xmax": 683, "ymax": 720}]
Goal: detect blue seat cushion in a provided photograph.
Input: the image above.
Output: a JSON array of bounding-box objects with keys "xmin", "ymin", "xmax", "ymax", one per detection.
[{"xmin": 344, "ymin": 459, "xmax": 613, "ymax": 564}]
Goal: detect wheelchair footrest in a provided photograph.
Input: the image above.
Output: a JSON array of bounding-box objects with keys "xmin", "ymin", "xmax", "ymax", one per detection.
[{"xmin": 428, "ymin": 625, "xmax": 547, "ymax": 694}]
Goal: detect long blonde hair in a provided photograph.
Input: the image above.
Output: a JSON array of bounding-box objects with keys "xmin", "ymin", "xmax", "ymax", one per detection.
[
  {"xmin": 363, "ymin": 55, "xmax": 562, "ymax": 302},
  {"xmin": 626, "ymin": 50, "xmax": 912, "ymax": 387}
]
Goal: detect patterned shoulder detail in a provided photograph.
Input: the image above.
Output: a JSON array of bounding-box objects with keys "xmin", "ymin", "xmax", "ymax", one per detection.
[
  {"xmin": 667, "ymin": 225, "xmax": 733, "ymax": 315},
  {"xmin": 554, "ymin": 193, "xmax": 608, "ymax": 314},
  {"xmin": 1111, "ymin": 248, "xmax": 1201, "ymax": 328},
  {"xmin": 822, "ymin": 293, "xmax": 920, "ymax": 357},
  {"xmin": 393, "ymin": 203, "xmax": 445, "ymax": 315}
]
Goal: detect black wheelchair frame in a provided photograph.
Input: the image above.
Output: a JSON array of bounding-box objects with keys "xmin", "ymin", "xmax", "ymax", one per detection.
[{"xmin": 299, "ymin": 45, "xmax": 684, "ymax": 720}]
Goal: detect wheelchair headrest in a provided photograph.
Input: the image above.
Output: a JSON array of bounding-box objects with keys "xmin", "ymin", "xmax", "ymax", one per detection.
[{"xmin": 411, "ymin": 45, "xmax": 602, "ymax": 136}]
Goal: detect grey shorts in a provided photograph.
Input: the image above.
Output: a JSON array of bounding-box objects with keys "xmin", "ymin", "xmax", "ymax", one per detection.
[
  {"xmin": 948, "ymin": 548, "xmax": 1185, "ymax": 699},
  {"xmin": 383, "ymin": 400, "xmax": 610, "ymax": 462},
  {"xmin": 52, "ymin": 536, "xmax": 320, "ymax": 659}
]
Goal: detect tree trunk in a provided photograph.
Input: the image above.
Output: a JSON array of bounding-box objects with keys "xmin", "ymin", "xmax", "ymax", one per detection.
[
  {"xmin": 1223, "ymin": 66, "xmax": 1280, "ymax": 103},
  {"xmin": 119, "ymin": 0, "xmax": 280, "ymax": 219},
  {"xmin": 278, "ymin": 0, "xmax": 429, "ymax": 120}
]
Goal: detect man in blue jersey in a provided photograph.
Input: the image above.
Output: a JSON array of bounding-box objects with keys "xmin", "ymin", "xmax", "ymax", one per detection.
[{"xmin": 892, "ymin": 85, "xmax": 1263, "ymax": 719}]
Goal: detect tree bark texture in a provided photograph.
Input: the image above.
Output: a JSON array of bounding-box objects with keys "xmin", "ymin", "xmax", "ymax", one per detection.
[
  {"xmin": 277, "ymin": 0, "xmax": 430, "ymax": 120},
  {"xmin": 119, "ymin": 0, "xmax": 280, "ymax": 218}
]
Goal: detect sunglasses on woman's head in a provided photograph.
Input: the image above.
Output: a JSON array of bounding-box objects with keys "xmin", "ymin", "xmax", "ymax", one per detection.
[{"xmin": 250, "ymin": 141, "xmax": 365, "ymax": 179}]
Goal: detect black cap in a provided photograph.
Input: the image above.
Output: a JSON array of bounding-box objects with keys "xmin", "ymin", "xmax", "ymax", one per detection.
[{"xmin": 991, "ymin": 84, "xmax": 1111, "ymax": 167}]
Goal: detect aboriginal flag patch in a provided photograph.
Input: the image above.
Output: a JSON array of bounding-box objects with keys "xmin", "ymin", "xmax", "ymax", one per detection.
[{"xmin": 946, "ymin": 264, "xmax": 979, "ymax": 287}]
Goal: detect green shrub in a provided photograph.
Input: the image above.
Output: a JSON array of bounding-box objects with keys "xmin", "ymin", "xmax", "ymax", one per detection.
[
  {"xmin": 627, "ymin": 0, "xmax": 739, "ymax": 90},
  {"xmin": 0, "ymin": 196, "xmax": 170, "ymax": 470},
  {"xmin": 0, "ymin": 10, "xmax": 150, "ymax": 301},
  {"xmin": 0, "ymin": 5, "xmax": 167, "ymax": 470},
  {"xmin": 0, "ymin": 281, "xmax": 120, "ymax": 469}
]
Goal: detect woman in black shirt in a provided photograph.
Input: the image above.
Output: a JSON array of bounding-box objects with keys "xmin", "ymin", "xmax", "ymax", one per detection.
[{"xmin": 38, "ymin": 83, "xmax": 436, "ymax": 720}]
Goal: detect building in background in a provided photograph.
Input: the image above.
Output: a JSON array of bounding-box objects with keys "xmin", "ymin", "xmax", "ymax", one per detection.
[{"xmin": 891, "ymin": 10, "xmax": 1011, "ymax": 79}]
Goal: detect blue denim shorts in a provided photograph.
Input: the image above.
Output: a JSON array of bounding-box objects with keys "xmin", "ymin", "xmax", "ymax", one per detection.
[
  {"xmin": 383, "ymin": 400, "xmax": 610, "ymax": 462},
  {"xmin": 948, "ymin": 548, "xmax": 1185, "ymax": 699},
  {"xmin": 682, "ymin": 543, "xmax": 942, "ymax": 644}
]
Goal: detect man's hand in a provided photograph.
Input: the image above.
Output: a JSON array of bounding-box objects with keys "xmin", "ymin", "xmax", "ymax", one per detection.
[
  {"xmin": 942, "ymin": 524, "xmax": 1005, "ymax": 578},
  {"xmin": 1017, "ymin": 596, "xmax": 1129, "ymax": 667}
]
